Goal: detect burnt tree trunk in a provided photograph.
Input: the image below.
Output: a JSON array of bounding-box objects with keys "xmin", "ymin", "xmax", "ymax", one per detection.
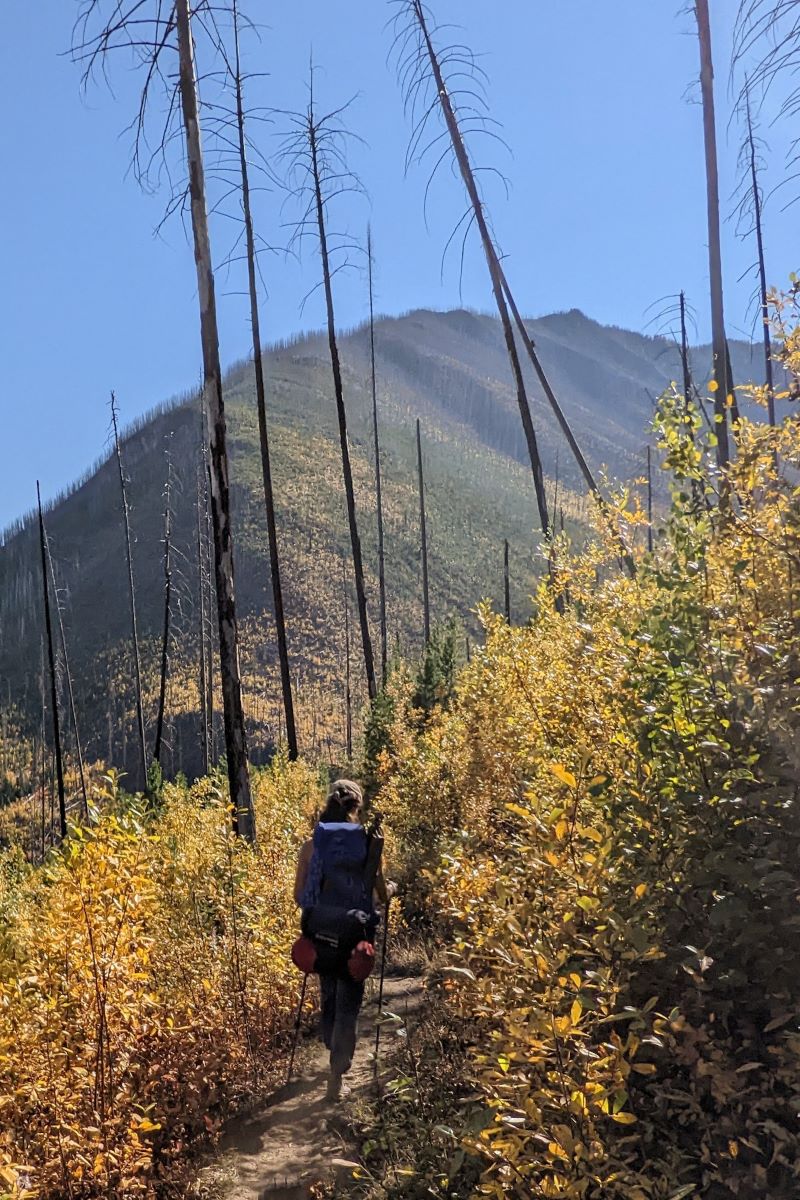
[
  {"xmin": 745, "ymin": 84, "xmax": 775, "ymax": 425},
  {"xmin": 499, "ymin": 280, "xmax": 635, "ymax": 577},
  {"xmin": 153, "ymin": 454, "xmax": 173, "ymax": 766},
  {"xmin": 503, "ymin": 538, "xmax": 511, "ymax": 623},
  {"xmin": 196, "ymin": 459, "xmax": 210, "ymax": 775},
  {"xmin": 680, "ymin": 293, "xmax": 714, "ymax": 515},
  {"xmin": 646, "ymin": 445, "xmax": 653, "ymax": 554},
  {"xmin": 308, "ymin": 108, "xmax": 377, "ymax": 701},
  {"xmin": 368, "ymin": 226, "xmax": 388, "ymax": 686},
  {"xmin": 202, "ymin": 421, "xmax": 216, "ymax": 767},
  {"xmin": 111, "ymin": 393, "xmax": 148, "ymax": 791},
  {"xmin": 342, "ymin": 558, "xmax": 353, "ymax": 761},
  {"xmin": 416, "ymin": 418, "xmax": 431, "ymax": 645},
  {"xmin": 679, "ymin": 292, "xmax": 698, "ymax": 422},
  {"xmin": 42, "ymin": 508, "xmax": 87, "ymax": 816},
  {"xmin": 695, "ymin": 0, "xmax": 732, "ymax": 478},
  {"xmin": 39, "ymin": 649, "xmax": 46, "ymax": 858},
  {"xmin": 37, "ymin": 483, "xmax": 66, "ymax": 840},
  {"xmin": 231, "ymin": 0, "xmax": 298, "ymax": 759},
  {"xmin": 175, "ymin": 0, "xmax": 254, "ymax": 839},
  {"xmin": 410, "ymin": 0, "xmax": 549, "ymax": 537}
]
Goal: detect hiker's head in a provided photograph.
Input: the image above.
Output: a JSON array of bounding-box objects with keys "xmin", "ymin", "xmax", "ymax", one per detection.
[{"xmin": 321, "ymin": 779, "xmax": 363, "ymax": 823}]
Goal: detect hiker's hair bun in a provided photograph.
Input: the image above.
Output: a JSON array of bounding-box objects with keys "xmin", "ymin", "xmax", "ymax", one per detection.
[{"xmin": 322, "ymin": 779, "xmax": 363, "ymax": 821}]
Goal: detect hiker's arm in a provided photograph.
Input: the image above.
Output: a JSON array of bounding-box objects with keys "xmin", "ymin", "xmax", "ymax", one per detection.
[
  {"xmin": 374, "ymin": 863, "xmax": 397, "ymax": 906},
  {"xmin": 294, "ymin": 840, "xmax": 313, "ymax": 906}
]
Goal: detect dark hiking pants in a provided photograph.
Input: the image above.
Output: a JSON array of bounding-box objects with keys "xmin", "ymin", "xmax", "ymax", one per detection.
[{"xmin": 319, "ymin": 974, "xmax": 365, "ymax": 1075}]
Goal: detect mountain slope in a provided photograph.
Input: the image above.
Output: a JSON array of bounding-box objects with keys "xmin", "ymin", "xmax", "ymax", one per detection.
[{"xmin": 0, "ymin": 307, "xmax": 771, "ymax": 785}]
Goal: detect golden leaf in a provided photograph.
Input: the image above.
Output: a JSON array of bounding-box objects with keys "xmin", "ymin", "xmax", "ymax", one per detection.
[{"xmin": 549, "ymin": 764, "xmax": 577, "ymax": 789}]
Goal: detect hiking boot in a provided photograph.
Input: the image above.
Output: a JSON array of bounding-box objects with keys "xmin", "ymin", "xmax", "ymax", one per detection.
[{"xmin": 325, "ymin": 1071, "xmax": 351, "ymax": 1102}]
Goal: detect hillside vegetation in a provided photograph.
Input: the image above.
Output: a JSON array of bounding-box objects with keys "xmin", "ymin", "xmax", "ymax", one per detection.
[
  {"xmin": 1, "ymin": 381, "xmax": 798, "ymax": 1197},
  {"xmin": 356, "ymin": 398, "xmax": 800, "ymax": 1199},
  {"xmin": 0, "ymin": 309, "xmax": 775, "ymax": 791}
]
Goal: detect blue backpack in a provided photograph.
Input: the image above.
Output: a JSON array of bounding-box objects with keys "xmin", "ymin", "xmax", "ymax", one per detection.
[{"xmin": 300, "ymin": 822, "xmax": 381, "ymax": 974}]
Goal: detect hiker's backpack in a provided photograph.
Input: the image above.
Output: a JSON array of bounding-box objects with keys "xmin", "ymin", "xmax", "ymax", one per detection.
[{"xmin": 299, "ymin": 820, "xmax": 382, "ymax": 976}]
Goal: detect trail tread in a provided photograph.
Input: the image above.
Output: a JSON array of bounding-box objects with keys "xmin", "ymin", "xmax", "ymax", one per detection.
[{"xmin": 208, "ymin": 975, "xmax": 424, "ymax": 1199}]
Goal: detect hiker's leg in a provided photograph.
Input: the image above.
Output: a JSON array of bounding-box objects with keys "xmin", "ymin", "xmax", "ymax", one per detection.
[
  {"xmin": 319, "ymin": 974, "xmax": 337, "ymax": 1051},
  {"xmin": 329, "ymin": 976, "xmax": 365, "ymax": 1077}
]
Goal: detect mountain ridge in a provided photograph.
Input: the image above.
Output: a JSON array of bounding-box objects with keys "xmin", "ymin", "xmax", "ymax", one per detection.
[{"xmin": 0, "ymin": 305, "xmax": 777, "ymax": 785}]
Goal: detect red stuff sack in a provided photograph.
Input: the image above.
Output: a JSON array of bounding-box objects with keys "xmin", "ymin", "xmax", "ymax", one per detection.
[{"xmin": 348, "ymin": 940, "xmax": 376, "ymax": 982}]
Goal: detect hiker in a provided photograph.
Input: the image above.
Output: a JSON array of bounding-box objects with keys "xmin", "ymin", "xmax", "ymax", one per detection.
[{"xmin": 294, "ymin": 779, "xmax": 394, "ymax": 1100}]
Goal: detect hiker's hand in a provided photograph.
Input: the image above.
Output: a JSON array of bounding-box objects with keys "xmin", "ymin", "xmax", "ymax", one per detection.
[{"xmin": 386, "ymin": 880, "xmax": 399, "ymax": 900}]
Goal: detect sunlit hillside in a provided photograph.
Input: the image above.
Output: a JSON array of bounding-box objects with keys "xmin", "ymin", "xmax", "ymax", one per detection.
[{"xmin": 0, "ymin": 307, "xmax": 774, "ymax": 788}]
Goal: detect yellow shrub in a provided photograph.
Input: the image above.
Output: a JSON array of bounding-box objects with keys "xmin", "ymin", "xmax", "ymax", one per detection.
[
  {"xmin": 0, "ymin": 756, "xmax": 320, "ymax": 1198},
  {"xmin": 374, "ymin": 410, "xmax": 800, "ymax": 1197}
]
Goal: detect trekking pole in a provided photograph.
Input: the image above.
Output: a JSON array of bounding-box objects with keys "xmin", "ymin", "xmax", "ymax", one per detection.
[
  {"xmin": 287, "ymin": 972, "xmax": 309, "ymax": 1085},
  {"xmin": 373, "ymin": 894, "xmax": 391, "ymax": 1081}
]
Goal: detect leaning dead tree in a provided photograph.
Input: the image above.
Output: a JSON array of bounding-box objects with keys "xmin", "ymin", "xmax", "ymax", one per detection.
[
  {"xmin": 110, "ymin": 393, "xmax": 148, "ymax": 790},
  {"xmin": 37, "ymin": 483, "xmax": 66, "ymax": 841},
  {"xmin": 695, "ymin": 0, "xmax": 732, "ymax": 477},
  {"xmin": 394, "ymin": 0, "xmax": 548, "ymax": 537},
  {"xmin": 395, "ymin": 0, "xmax": 635, "ymax": 576},
  {"xmin": 74, "ymin": 0, "xmax": 254, "ymax": 838},
  {"xmin": 223, "ymin": 0, "xmax": 298, "ymax": 759},
  {"xmin": 283, "ymin": 78, "xmax": 377, "ymax": 701}
]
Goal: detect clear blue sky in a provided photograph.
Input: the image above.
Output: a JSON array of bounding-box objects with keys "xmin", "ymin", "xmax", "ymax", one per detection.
[{"xmin": 0, "ymin": 1, "xmax": 794, "ymax": 528}]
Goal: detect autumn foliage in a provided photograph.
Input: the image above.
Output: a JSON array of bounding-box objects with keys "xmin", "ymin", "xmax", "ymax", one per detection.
[
  {"xmin": 365, "ymin": 393, "xmax": 800, "ymax": 1196},
  {"xmin": 0, "ymin": 758, "xmax": 320, "ymax": 1197},
  {"xmin": 2, "ymin": 366, "xmax": 800, "ymax": 1199}
]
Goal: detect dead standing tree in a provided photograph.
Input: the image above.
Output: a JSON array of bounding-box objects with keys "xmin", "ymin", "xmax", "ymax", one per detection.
[
  {"xmin": 195, "ymin": 456, "xmax": 210, "ymax": 775},
  {"xmin": 153, "ymin": 447, "xmax": 173, "ymax": 767},
  {"xmin": 679, "ymin": 292, "xmax": 698, "ymax": 423},
  {"xmin": 282, "ymin": 79, "xmax": 377, "ymax": 701},
  {"xmin": 503, "ymin": 538, "xmax": 511, "ymax": 623},
  {"xmin": 342, "ymin": 556, "xmax": 353, "ymax": 761},
  {"xmin": 695, "ymin": 0, "xmax": 733, "ymax": 478},
  {"xmin": 37, "ymin": 483, "xmax": 67, "ymax": 841},
  {"xmin": 175, "ymin": 0, "xmax": 254, "ymax": 838},
  {"xmin": 367, "ymin": 226, "xmax": 388, "ymax": 685},
  {"xmin": 219, "ymin": 0, "xmax": 299, "ymax": 759},
  {"xmin": 734, "ymin": 81, "xmax": 776, "ymax": 425},
  {"xmin": 416, "ymin": 418, "xmax": 431, "ymax": 645},
  {"xmin": 74, "ymin": 0, "xmax": 255, "ymax": 838},
  {"xmin": 110, "ymin": 393, "xmax": 148, "ymax": 790},
  {"xmin": 42, "ymin": 508, "xmax": 88, "ymax": 816},
  {"xmin": 200, "ymin": 401, "xmax": 216, "ymax": 765}
]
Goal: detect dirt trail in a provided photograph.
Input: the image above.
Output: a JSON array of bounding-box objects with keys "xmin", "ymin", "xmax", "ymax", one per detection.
[{"xmin": 201, "ymin": 973, "xmax": 424, "ymax": 1200}]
